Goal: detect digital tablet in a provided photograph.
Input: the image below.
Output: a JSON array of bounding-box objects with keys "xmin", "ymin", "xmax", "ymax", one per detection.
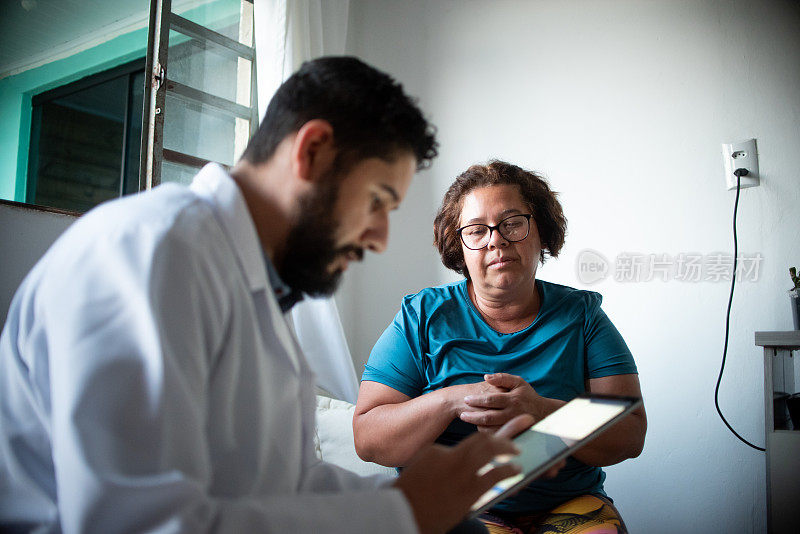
[{"xmin": 469, "ymin": 393, "xmax": 642, "ymax": 517}]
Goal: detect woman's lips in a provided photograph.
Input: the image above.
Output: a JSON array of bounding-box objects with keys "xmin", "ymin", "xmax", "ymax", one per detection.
[{"xmin": 488, "ymin": 258, "xmax": 514, "ymax": 269}]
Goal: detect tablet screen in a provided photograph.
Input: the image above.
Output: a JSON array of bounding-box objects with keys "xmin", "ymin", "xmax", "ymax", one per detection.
[{"xmin": 470, "ymin": 395, "xmax": 638, "ymax": 514}]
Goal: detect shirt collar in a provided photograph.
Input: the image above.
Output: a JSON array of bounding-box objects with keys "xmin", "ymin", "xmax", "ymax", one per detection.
[
  {"xmin": 264, "ymin": 253, "xmax": 305, "ymax": 312},
  {"xmin": 189, "ymin": 163, "xmax": 268, "ymax": 292},
  {"xmin": 189, "ymin": 163, "xmax": 304, "ymax": 311}
]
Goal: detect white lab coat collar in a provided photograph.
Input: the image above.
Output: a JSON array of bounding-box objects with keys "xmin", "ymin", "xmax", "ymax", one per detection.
[
  {"xmin": 189, "ymin": 163, "xmax": 303, "ymax": 375},
  {"xmin": 190, "ymin": 163, "xmax": 268, "ymax": 293}
]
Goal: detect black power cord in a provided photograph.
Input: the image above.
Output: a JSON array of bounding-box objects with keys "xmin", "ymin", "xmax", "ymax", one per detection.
[{"xmin": 714, "ymin": 168, "xmax": 765, "ymax": 452}]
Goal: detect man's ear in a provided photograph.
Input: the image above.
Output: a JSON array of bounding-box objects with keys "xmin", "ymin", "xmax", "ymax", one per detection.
[{"xmin": 291, "ymin": 119, "xmax": 336, "ymax": 183}]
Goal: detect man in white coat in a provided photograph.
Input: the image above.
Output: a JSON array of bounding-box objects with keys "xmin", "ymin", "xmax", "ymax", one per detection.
[{"xmin": 0, "ymin": 57, "xmax": 530, "ymax": 533}]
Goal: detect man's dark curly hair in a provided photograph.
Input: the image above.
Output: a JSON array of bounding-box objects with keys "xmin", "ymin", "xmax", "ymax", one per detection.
[
  {"xmin": 242, "ymin": 56, "xmax": 438, "ymax": 171},
  {"xmin": 433, "ymin": 160, "xmax": 567, "ymax": 278}
]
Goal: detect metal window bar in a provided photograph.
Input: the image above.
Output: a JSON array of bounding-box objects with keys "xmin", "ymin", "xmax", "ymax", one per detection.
[
  {"xmin": 162, "ymin": 149, "xmax": 229, "ymax": 171},
  {"xmin": 170, "ymin": 14, "xmax": 254, "ymax": 61},
  {"xmin": 166, "ymin": 80, "xmax": 251, "ymax": 120},
  {"xmin": 139, "ymin": 0, "xmax": 257, "ymax": 188}
]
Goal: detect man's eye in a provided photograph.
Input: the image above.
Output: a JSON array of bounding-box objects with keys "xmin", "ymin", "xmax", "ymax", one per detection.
[{"xmin": 370, "ymin": 194, "xmax": 383, "ymax": 212}]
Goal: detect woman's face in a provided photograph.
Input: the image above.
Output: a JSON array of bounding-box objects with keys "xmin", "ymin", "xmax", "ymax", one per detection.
[{"xmin": 458, "ymin": 184, "xmax": 542, "ymax": 294}]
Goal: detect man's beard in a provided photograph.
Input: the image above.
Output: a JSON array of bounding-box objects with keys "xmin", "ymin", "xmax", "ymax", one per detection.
[{"xmin": 279, "ymin": 178, "xmax": 363, "ymax": 297}]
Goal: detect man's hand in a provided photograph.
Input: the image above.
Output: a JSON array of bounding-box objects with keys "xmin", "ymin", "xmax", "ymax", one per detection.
[
  {"xmin": 459, "ymin": 373, "xmax": 562, "ymax": 433},
  {"xmin": 394, "ymin": 417, "xmax": 524, "ymax": 534}
]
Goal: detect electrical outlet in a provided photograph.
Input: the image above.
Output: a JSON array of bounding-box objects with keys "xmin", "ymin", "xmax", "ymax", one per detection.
[{"xmin": 722, "ymin": 138, "xmax": 759, "ymax": 190}]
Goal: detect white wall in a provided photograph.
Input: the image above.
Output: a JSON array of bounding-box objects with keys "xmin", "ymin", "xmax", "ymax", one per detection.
[
  {"xmin": 0, "ymin": 203, "xmax": 75, "ymax": 326},
  {"xmin": 342, "ymin": 0, "xmax": 800, "ymax": 531}
]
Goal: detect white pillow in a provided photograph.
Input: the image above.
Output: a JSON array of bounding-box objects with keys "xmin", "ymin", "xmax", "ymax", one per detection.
[{"xmin": 315, "ymin": 395, "xmax": 397, "ymax": 478}]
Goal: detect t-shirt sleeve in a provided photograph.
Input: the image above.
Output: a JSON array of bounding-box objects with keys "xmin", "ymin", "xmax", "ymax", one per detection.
[
  {"xmin": 584, "ymin": 298, "xmax": 638, "ymax": 379},
  {"xmin": 361, "ymin": 301, "xmax": 426, "ymax": 398}
]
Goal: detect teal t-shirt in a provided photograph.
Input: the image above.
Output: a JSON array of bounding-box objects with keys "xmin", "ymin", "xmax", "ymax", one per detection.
[{"xmin": 361, "ymin": 278, "xmax": 637, "ymax": 513}]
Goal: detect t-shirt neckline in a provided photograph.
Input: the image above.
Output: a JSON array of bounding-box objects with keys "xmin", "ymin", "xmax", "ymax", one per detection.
[{"xmin": 457, "ymin": 278, "xmax": 545, "ymax": 336}]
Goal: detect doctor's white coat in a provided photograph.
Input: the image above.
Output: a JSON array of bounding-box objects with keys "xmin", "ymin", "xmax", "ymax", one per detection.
[{"xmin": 0, "ymin": 164, "xmax": 417, "ymax": 533}]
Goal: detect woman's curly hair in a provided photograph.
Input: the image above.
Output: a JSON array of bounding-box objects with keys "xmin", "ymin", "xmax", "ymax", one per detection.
[{"xmin": 433, "ymin": 160, "xmax": 567, "ymax": 278}]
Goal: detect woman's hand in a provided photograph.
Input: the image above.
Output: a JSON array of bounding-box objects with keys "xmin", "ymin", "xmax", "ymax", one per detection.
[
  {"xmin": 444, "ymin": 380, "xmax": 509, "ymax": 419},
  {"xmin": 459, "ymin": 373, "xmax": 563, "ymax": 433},
  {"xmin": 462, "ymin": 373, "xmax": 647, "ymax": 466},
  {"xmin": 354, "ymin": 380, "xmax": 511, "ymax": 466}
]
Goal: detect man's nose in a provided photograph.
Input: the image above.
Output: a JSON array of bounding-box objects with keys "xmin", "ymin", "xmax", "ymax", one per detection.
[{"xmin": 362, "ymin": 211, "xmax": 390, "ymax": 253}]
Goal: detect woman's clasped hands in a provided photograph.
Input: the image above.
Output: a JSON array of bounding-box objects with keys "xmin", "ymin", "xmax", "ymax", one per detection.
[{"xmin": 458, "ymin": 373, "xmax": 560, "ymax": 433}]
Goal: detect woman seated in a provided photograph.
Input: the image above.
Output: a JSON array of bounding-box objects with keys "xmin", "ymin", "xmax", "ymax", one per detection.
[{"xmin": 353, "ymin": 160, "xmax": 647, "ymax": 534}]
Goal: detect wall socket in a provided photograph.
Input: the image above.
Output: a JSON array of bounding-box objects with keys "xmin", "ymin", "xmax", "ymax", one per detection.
[{"xmin": 722, "ymin": 138, "xmax": 759, "ymax": 190}]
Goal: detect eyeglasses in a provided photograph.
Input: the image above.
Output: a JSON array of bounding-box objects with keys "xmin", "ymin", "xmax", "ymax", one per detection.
[{"xmin": 457, "ymin": 214, "xmax": 533, "ymax": 250}]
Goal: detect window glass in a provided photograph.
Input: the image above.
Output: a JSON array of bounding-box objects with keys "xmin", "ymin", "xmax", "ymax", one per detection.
[
  {"xmin": 168, "ymin": 29, "xmax": 252, "ymax": 105},
  {"xmin": 162, "ymin": 161, "xmax": 199, "ymax": 186},
  {"xmin": 163, "ymin": 93, "xmax": 238, "ymax": 168},
  {"xmin": 158, "ymin": 0, "xmax": 255, "ymax": 185},
  {"xmin": 173, "ymin": 0, "xmax": 251, "ymax": 45},
  {"xmin": 28, "ymin": 64, "xmax": 143, "ymax": 213}
]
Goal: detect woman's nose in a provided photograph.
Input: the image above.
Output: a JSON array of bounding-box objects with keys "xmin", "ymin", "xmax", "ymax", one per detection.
[{"xmin": 487, "ymin": 227, "xmax": 509, "ymax": 249}]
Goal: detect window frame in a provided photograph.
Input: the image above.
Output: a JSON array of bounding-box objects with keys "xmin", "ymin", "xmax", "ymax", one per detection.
[
  {"xmin": 26, "ymin": 57, "xmax": 146, "ymax": 210},
  {"xmin": 139, "ymin": 0, "xmax": 257, "ymax": 190},
  {"xmin": 13, "ymin": 0, "xmax": 257, "ymax": 214}
]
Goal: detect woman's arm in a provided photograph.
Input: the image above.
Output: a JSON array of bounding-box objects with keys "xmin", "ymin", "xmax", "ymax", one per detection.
[
  {"xmin": 574, "ymin": 374, "xmax": 647, "ymax": 466},
  {"xmin": 459, "ymin": 373, "xmax": 647, "ymax": 467},
  {"xmin": 353, "ymin": 380, "xmax": 507, "ymax": 466}
]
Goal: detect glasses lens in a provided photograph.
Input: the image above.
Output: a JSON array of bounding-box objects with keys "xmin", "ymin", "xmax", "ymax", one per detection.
[
  {"xmin": 498, "ymin": 215, "xmax": 529, "ymax": 242},
  {"xmin": 459, "ymin": 215, "xmax": 530, "ymax": 250},
  {"xmin": 461, "ymin": 225, "xmax": 489, "ymax": 249}
]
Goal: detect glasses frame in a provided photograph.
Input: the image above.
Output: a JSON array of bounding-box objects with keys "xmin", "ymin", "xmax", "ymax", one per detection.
[{"xmin": 457, "ymin": 214, "xmax": 533, "ymax": 250}]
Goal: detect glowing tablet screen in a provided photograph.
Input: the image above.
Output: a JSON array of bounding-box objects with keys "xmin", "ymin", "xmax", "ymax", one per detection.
[{"xmin": 471, "ymin": 396, "xmax": 633, "ymax": 514}]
